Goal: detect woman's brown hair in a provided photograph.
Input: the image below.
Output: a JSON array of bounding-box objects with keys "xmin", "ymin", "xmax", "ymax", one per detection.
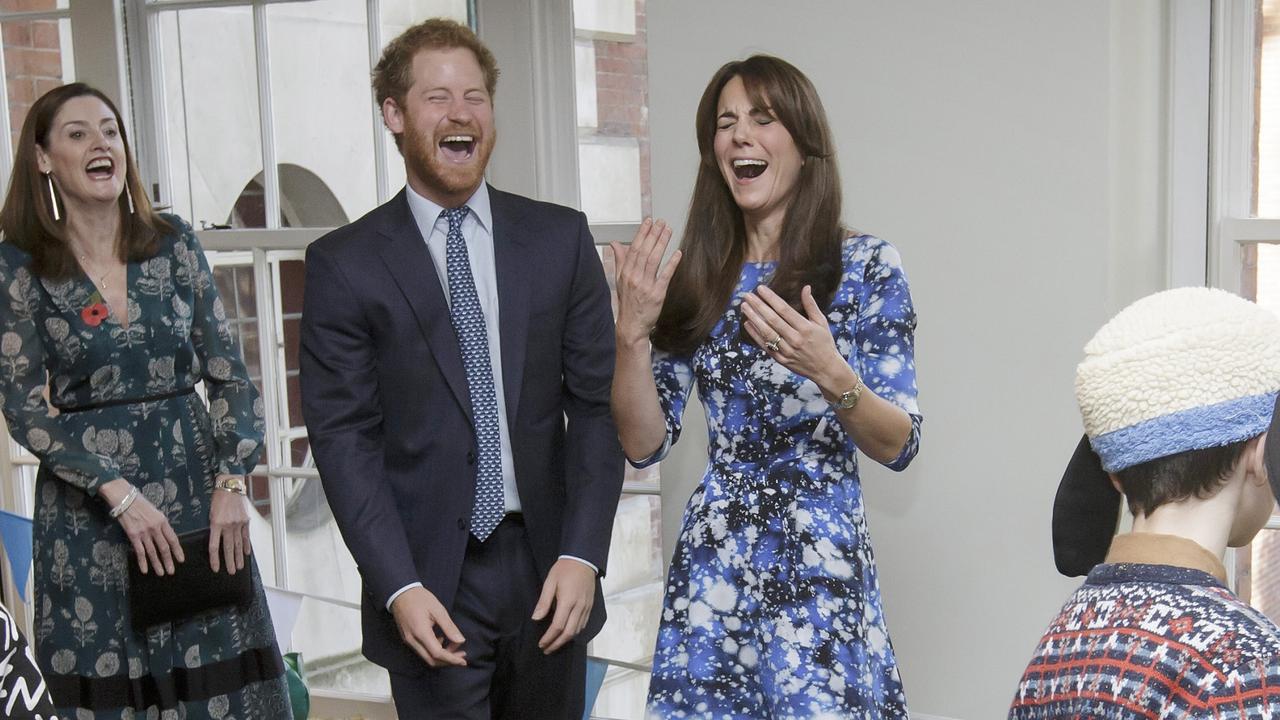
[
  {"xmin": 651, "ymin": 55, "xmax": 846, "ymax": 356},
  {"xmin": 0, "ymin": 82, "xmax": 171, "ymax": 279}
]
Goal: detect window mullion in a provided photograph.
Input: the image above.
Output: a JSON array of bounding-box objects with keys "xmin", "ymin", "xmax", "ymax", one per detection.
[
  {"xmin": 250, "ymin": 248, "xmax": 290, "ymax": 588},
  {"xmin": 366, "ymin": 0, "xmax": 389, "ymax": 204},
  {"xmin": 0, "ymin": 21, "xmax": 14, "ymax": 197},
  {"xmin": 251, "ymin": 2, "xmax": 281, "ymax": 229},
  {"xmin": 0, "ymin": 431, "xmax": 29, "ymax": 632},
  {"xmin": 129, "ymin": 0, "xmax": 175, "ymax": 208},
  {"xmin": 1209, "ymin": 0, "xmax": 1260, "ymax": 293},
  {"xmin": 269, "ymin": 250, "xmax": 293, "ymax": 470},
  {"xmin": 0, "ymin": 9, "xmax": 68, "ymax": 22}
]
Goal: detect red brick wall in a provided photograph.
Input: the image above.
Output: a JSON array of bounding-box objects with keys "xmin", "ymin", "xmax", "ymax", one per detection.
[
  {"xmin": 1, "ymin": 0, "xmax": 66, "ymax": 147},
  {"xmin": 589, "ymin": 0, "xmax": 650, "ymax": 217}
]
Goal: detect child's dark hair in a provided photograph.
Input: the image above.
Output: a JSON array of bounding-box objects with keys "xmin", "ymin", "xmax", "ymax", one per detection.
[{"xmin": 1114, "ymin": 438, "xmax": 1252, "ymax": 516}]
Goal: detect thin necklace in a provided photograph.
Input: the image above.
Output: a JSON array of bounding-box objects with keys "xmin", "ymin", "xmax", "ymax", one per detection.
[{"xmin": 78, "ymin": 253, "xmax": 119, "ymax": 289}]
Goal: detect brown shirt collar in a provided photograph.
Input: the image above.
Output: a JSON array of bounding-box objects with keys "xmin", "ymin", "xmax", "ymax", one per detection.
[{"xmin": 1104, "ymin": 532, "xmax": 1227, "ymax": 584}]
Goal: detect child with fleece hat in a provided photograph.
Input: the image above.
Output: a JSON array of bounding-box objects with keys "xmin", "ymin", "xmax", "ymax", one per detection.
[{"xmin": 1010, "ymin": 287, "xmax": 1280, "ymax": 718}]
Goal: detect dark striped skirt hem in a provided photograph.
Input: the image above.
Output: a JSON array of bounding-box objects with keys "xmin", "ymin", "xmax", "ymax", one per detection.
[{"xmin": 45, "ymin": 645, "xmax": 284, "ymax": 711}]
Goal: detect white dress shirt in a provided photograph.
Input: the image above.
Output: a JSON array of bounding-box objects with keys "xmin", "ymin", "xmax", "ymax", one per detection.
[{"xmin": 386, "ymin": 184, "xmax": 596, "ymax": 610}]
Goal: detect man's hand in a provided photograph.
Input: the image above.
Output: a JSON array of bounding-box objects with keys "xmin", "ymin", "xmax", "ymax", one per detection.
[
  {"xmin": 531, "ymin": 558, "xmax": 596, "ymax": 655},
  {"xmin": 390, "ymin": 586, "xmax": 467, "ymax": 667}
]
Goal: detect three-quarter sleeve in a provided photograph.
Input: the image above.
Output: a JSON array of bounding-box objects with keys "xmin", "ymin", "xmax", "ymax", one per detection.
[
  {"xmin": 855, "ymin": 239, "xmax": 922, "ymax": 471},
  {"xmin": 176, "ymin": 223, "xmax": 265, "ymax": 477},
  {"xmin": 629, "ymin": 347, "xmax": 695, "ymax": 468},
  {"xmin": 0, "ymin": 249, "xmax": 121, "ymax": 495}
]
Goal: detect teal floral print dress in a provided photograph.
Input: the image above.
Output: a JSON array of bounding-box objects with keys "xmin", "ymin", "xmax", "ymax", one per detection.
[{"xmin": 0, "ymin": 215, "xmax": 291, "ymax": 718}]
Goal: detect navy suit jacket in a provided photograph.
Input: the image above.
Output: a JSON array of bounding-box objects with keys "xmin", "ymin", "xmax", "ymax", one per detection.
[{"xmin": 299, "ymin": 186, "xmax": 624, "ymax": 674}]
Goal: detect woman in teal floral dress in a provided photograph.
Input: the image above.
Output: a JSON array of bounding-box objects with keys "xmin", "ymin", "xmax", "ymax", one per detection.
[{"xmin": 0, "ymin": 84, "xmax": 291, "ymax": 717}]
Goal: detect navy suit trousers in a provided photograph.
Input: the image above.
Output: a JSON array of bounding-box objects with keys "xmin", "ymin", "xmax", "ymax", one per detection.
[{"xmin": 389, "ymin": 515, "xmax": 587, "ymax": 719}]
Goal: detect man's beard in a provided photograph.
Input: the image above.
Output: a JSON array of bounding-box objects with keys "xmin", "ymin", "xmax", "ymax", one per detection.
[{"xmin": 402, "ymin": 124, "xmax": 494, "ymax": 201}]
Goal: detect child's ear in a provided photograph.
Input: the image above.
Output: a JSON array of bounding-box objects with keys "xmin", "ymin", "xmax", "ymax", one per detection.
[{"xmin": 1252, "ymin": 431, "xmax": 1270, "ymax": 485}]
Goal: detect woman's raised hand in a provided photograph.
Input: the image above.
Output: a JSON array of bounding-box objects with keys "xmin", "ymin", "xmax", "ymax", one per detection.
[
  {"xmin": 741, "ymin": 284, "xmax": 846, "ymax": 387},
  {"xmin": 610, "ymin": 219, "xmax": 682, "ymax": 347}
]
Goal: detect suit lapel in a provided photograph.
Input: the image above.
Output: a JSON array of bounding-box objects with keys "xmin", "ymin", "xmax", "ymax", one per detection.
[
  {"xmin": 489, "ymin": 187, "xmax": 531, "ymax": 427},
  {"xmin": 376, "ymin": 191, "xmax": 473, "ymax": 424}
]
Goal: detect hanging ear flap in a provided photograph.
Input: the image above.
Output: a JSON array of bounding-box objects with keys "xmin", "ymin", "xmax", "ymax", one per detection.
[
  {"xmin": 1264, "ymin": 394, "xmax": 1280, "ymax": 503},
  {"xmin": 1052, "ymin": 434, "xmax": 1121, "ymax": 577}
]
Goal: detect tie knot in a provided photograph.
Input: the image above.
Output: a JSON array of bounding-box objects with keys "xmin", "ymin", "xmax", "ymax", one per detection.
[{"xmin": 444, "ymin": 206, "xmax": 469, "ymax": 230}]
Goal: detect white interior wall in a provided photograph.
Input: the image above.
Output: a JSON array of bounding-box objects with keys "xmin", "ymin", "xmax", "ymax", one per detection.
[{"xmin": 646, "ymin": 2, "xmax": 1173, "ymax": 717}]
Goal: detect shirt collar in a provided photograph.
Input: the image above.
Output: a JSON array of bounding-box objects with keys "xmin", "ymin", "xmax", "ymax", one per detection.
[
  {"xmin": 1103, "ymin": 532, "xmax": 1228, "ymax": 584},
  {"xmin": 404, "ymin": 182, "xmax": 493, "ymax": 237}
]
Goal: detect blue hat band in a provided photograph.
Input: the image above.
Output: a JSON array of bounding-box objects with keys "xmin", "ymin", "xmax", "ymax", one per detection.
[{"xmin": 1090, "ymin": 392, "xmax": 1278, "ymax": 473}]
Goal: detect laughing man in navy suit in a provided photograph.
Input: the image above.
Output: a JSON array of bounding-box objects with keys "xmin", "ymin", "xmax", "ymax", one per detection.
[{"xmin": 299, "ymin": 18, "xmax": 624, "ymax": 718}]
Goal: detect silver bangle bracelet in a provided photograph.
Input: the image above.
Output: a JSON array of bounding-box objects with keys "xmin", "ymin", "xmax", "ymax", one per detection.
[{"xmin": 108, "ymin": 485, "xmax": 139, "ymax": 519}]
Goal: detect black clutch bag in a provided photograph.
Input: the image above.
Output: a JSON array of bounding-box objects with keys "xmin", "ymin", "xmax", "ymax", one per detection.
[{"xmin": 128, "ymin": 527, "xmax": 253, "ymax": 631}]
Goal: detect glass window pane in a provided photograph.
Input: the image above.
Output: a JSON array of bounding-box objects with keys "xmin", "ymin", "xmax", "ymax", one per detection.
[
  {"xmin": 592, "ymin": 668, "xmax": 652, "ymax": 720},
  {"xmin": 574, "ymin": 0, "xmax": 650, "ymax": 224},
  {"xmin": 261, "ymin": 253, "xmax": 387, "ymax": 695},
  {"xmin": 591, "ymin": 200, "xmax": 659, "ymax": 719},
  {"xmin": 290, "ymin": 599, "xmax": 391, "ymax": 696},
  {"xmin": 1245, "ymin": 243, "xmax": 1280, "ymax": 320},
  {"xmin": 158, "ymin": 8, "xmax": 264, "ymax": 228},
  {"xmin": 1237, "ymin": 526, "xmax": 1280, "ymax": 625},
  {"xmin": 591, "ymin": 492, "xmax": 662, "ymax": 720},
  {"xmin": 1236, "ymin": 242, "xmax": 1280, "ymax": 612},
  {"xmin": 1258, "ymin": 0, "xmax": 1280, "ymax": 217},
  {"xmin": 379, "ymin": 0, "xmax": 469, "ymax": 38},
  {"xmin": 2, "ymin": 17, "xmax": 73, "ymax": 150},
  {"xmin": 205, "ymin": 252, "xmax": 278, "ymax": 586},
  {"xmin": 268, "ymin": 0, "xmax": 374, "ymax": 227}
]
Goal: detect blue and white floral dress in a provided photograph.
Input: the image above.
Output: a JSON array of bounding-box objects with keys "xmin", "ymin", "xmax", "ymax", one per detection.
[{"xmin": 643, "ymin": 235, "xmax": 922, "ymax": 720}]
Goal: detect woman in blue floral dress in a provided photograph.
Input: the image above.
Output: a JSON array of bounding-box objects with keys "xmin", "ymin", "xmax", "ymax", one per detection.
[
  {"xmin": 0, "ymin": 84, "xmax": 291, "ymax": 718},
  {"xmin": 612, "ymin": 56, "xmax": 922, "ymax": 719}
]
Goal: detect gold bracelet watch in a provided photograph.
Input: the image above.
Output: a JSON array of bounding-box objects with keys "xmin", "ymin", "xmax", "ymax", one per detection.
[
  {"xmin": 215, "ymin": 476, "xmax": 248, "ymax": 495},
  {"xmin": 827, "ymin": 375, "xmax": 864, "ymax": 410}
]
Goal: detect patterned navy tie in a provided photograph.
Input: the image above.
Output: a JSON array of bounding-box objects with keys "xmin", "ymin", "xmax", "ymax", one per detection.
[{"xmin": 443, "ymin": 207, "xmax": 504, "ymax": 541}]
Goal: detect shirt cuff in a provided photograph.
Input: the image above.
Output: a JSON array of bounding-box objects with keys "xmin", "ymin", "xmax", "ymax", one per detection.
[
  {"xmin": 385, "ymin": 582, "xmax": 423, "ymax": 611},
  {"xmin": 626, "ymin": 434, "xmax": 671, "ymax": 469},
  {"xmin": 558, "ymin": 555, "xmax": 599, "ymax": 575}
]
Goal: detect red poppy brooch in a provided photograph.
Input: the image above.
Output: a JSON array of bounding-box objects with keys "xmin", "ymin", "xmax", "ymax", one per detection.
[{"xmin": 81, "ymin": 291, "xmax": 109, "ymax": 327}]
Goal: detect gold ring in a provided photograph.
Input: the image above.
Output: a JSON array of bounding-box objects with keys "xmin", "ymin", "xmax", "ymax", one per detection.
[{"xmin": 765, "ymin": 335, "xmax": 782, "ymax": 352}]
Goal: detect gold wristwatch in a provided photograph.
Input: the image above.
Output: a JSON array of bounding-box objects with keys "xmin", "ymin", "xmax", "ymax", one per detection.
[
  {"xmin": 828, "ymin": 376, "xmax": 864, "ymax": 410},
  {"xmin": 215, "ymin": 476, "xmax": 248, "ymax": 495}
]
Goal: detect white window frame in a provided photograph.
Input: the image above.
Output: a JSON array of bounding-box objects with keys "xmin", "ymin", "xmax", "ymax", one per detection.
[
  {"xmin": 120, "ymin": 0, "xmax": 375, "ymax": 615},
  {"xmin": 1214, "ymin": 0, "xmax": 1280, "ymax": 540},
  {"xmin": 482, "ymin": 5, "xmax": 658, "ymax": 709},
  {"xmin": 123, "ymin": 0, "xmax": 399, "ymax": 221},
  {"xmin": 0, "ymin": 0, "xmax": 648, "ymax": 713},
  {"xmin": 1209, "ymin": 0, "xmax": 1280, "ymax": 296}
]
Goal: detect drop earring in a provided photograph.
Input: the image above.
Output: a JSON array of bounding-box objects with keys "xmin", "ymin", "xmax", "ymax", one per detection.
[
  {"xmin": 125, "ymin": 184, "xmax": 135, "ymax": 215},
  {"xmin": 44, "ymin": 173, "xmax": 60, "ymax": 221}
]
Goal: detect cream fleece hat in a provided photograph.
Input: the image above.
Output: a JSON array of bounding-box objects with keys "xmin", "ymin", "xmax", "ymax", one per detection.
[
  {"xmin": 1053, "ymin": 287, "xmax": 1280, "ymax": 577},
  {"xmin": 1076, "ymin": 287, "xmax": 1280, "ymax": 472}
]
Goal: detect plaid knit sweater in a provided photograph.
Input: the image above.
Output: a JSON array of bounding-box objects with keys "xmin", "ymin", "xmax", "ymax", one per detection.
[{"xmin": 1010, "ymin": 538, "xmax": 1280, "ymax": 719}]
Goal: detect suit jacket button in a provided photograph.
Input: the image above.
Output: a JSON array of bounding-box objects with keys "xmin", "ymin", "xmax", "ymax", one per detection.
[
  {"xmin": 457, "ymin": 518, "xmax": 467, "ymax": 531},
  {"xmin": 466, "ymin": 450, "xmax": 476, "ymax": 465}
]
